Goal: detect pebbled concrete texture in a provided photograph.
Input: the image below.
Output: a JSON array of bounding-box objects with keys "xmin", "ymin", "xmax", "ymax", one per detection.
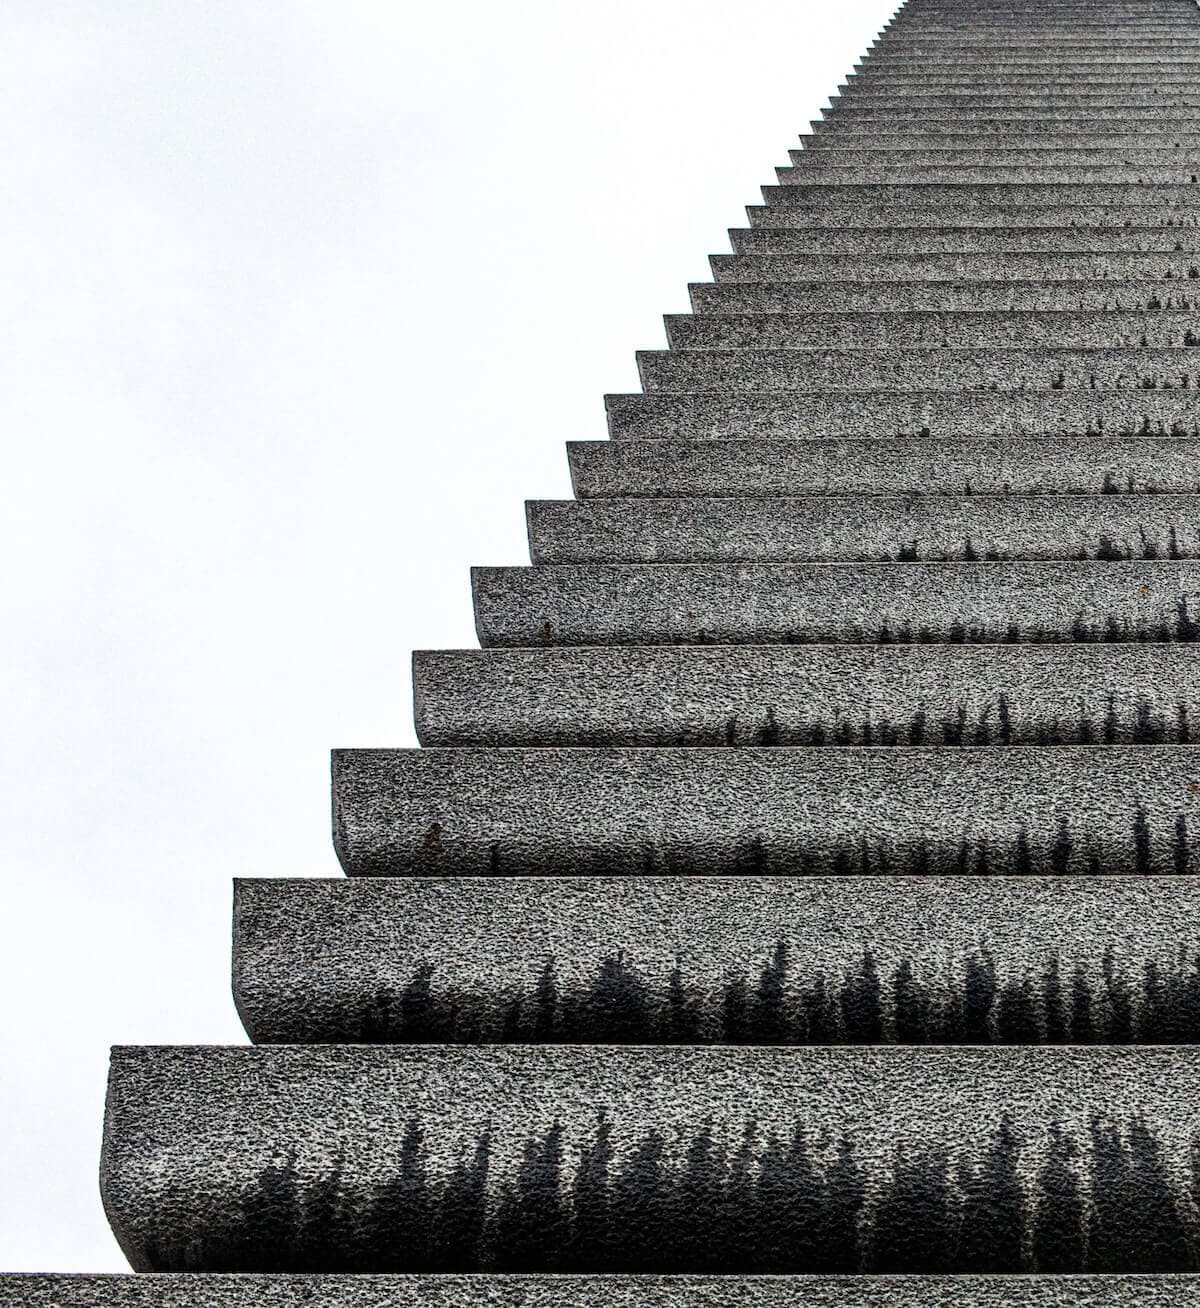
[
  {"xmin": 688, "ymin": 282, "xmax": 1200, "ymax": 313},
  {"xmin": 101, "ymin": 1045, "xmax": 1200, "ymax": 1273},
  {"xmin": 331, "ymin": 745, "xmax": 1200, "ymax": 878},
  {"xmin": 471, "ymin": 559, "xmax": 1200, "ymax": 647},
  {"xmin": 635, "ymin": 347, "xmax": 1200, "ymax": 393},
  {"xmin": 235, "ymin": 875, "xmax": 1200, "ymax": 1045},
  {"xmin": 605, "ymin": 391, "xmax": 1200, "ymax": 440},
  {"xmin": 775, "ymin": 166, "xmax": 1200, "ymax": 184},
  {"xmin": 744, "ymin": 204, "xmax": 1200, "ymax": 227},
  {"xmin": 788, "ymin": 148, "xmax": 1200, "ymax": 167},
  {"xmin": 667, "ymin": 309, "xmax": 1200, "ymax": 347},
  {"xmin": 7, "ymin": 1278, "xmax": 1200, "ymax": 1308},
  {"xmin": 525, "ymin": 495, "xmax": 1200, "ymax": 564},
  {"xmin": 567, "ymin": 437, "xmax": 1200, "ymax": 497},
  {"xmin": 762, "ymin": 184, "xmax": 1200, "ymax": 206},
  {"xmin": 412, "ymin": 643, "xmax": 1200, "ymax": 747},
  {"xmin": 730, "ymin": 229, "xmax": 1200, "ymax": 253},
  {"xmin": 709, "ymin": 252, "xmax": 1200, "ymax": 282}
]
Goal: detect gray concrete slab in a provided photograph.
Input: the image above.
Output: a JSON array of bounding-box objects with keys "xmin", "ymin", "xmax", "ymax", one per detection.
[
  {"xmin": 101, "ymin": 1045, "xmax": 1200, "ymax": 1271},
  {"xmin": 745, "ymin": 205, "xmax": 1200, "ymax": 228},
  {"xmin": 235, "ymin": 875, "xmax": 1200, "ymax": 1044},
  {"xmin": 636, "ymin": 347, "xmax": 1200, "ymax": 393},
  {"xmin": 730, "ymin": 230, "xmax": 1200, "ymax": 253},
  {"xmin": 787, "ymin": 147, "xmax": 1200, "ymax": 167},
  {"xmin": 413, "ymin": 643, "xmax": 1200, "ymax": 748},
  {"xmin": 567, "ymin": 437, "xmax": 1200, "ymax": 497},
  {"xmin": 776, "ymin": 166, "xmax": 1200, "ymax": 185},
  {"xmin": 5, "ymin": 1276, "xmax": 1200, "ymax": 1308},
  {"xmin": 604, "ymin": 390, "xmax": 1200, "ymax": 440},
  {"xmin": 524, "ymin": 495, "xmax": 1200, "ymax": 564},
  {"xmin": 470, "ymin": 559, "xmax": 1200, "ymax": 647},
  {"xmin": 760, "ymin": 183, "xmax": 1200, "ymax": 206},
  {"xmin": 667, "ymin": 310, "xmax": 1200, "ymax": 348}
]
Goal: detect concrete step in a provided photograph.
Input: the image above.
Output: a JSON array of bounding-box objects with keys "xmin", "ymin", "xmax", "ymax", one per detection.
[
  {"xmin": 568, "ymin": 437, "xmax": 1200, "ymax": 497},
  {"xmin": 14, "ymin": 1278, "xmax": 1200, "ymax": 1308},
  {"xmin": 863, "ymin": 52, "xmax": 1200, "ymax": 63},
  {"xmin": 810, "ymin": 120, "xmax": 1200, "ymax": 137},
  {"xmin": 731, "ymin": 230, "xmax": 1200, "ymax": 254},
  {"xmin": 525, "ymin": 496, "xmax": 1200, "ymax": 565},
  {"xmin": 804, "ymin": 135, "xmax": 1200, "ymax": 152},
  {"xmin": 414, "ymin": 643, "xmax": 1200, "ymax": 749},
  {"xmin": 635, "ymin": 347, "xmax": 1200, "ymax": 394},
  {"xmin": 100, "ymin": 1044, "xmax": 1200, "ymax": 1273},
  {"xmin": 667, "ymin": 310, "xmax": 1200, "ymax": 349},
  {"xmin": 745, "ymin": 206, "xmax": 1200, "ymax": 229},
  {"xmin": 776, "ymin": 165, "xmax": 1200, "ymax": 185},
  {"xmin": 712, "ymin": 253, "xmax": 1200, "ymax": 282},
  {"xmin": 236, "ymin": 874, "xmax": 1200, "ymax": 1044},
  {"xmin": 605, "ymin": 391, "xmax": 1200, "ymax": 439},
  {"xmin": 815, "ymin": 107, "xmax": 1200, "ymax": 124},
  {"xmin": 11, "ymin": 1279, "xmax": 1200, "ymax": 1308},
  {"xmin": 848, "ymin": 71, "xmax": 1200, "ymax": 85},
  {"xmin": 828, "ymin": 94, "xmax": 1200, "ymax": 108},
  {"xmin": 470, "ymin": 560, "xmax": 1200, "ymax": 648},
  {"xmin": 689, "ymin": 280, "xmax": 1200, "ymax": 313},
  {"xmin": 788, "ymin": 147, "xmax": 1200, "ymax": 167},
  {"xmin": 762, "ymin": 183, "xmax": 1200, "ymax": 206}
]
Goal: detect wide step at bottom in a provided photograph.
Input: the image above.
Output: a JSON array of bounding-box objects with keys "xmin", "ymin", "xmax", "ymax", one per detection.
[{"xmin": 101, "ymin": 1045, "xmax": 1200, "ymax": 1273}]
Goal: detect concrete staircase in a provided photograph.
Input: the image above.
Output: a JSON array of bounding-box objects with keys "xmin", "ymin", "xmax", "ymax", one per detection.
[{"xmin": 11, "ymin": 0, "xmax": 1200, "ymax": 1302}]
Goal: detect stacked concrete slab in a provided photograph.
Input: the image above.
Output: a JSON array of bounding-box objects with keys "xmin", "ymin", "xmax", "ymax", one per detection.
[{"xmin": 10, "ymin": 0, "xmax": 1200, "ymax": 1303}]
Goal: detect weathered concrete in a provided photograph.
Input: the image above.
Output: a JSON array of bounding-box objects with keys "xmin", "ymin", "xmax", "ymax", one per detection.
[
  {"xmin": 6, "ymin": 1276, "xmax": 1200, "ymax": 1308},
  {"xmin": 101, "ymin": 1045, "xmax": 1200, "ymax": 1272},
  {"xmin": 470, "ymin": 559, "xmax": 1200, "ymax": 647},
  {"xmin": 413, "ymin": 644, "xmax": 1200, "ymax": 748},
  {"xmin": 526, "ymin": 495, "xmax": 1200, "ymax": 564},
  {"xmin": 605, "ymin": 391, "xmax": 1200, "ymax": 440},
  {"xmin": 567, "ymin": 437, "xmax": 1200, "ymax": 497},
  {"xmin": 636, "ymin": 348, "xmax": 1200, "ymax": 393},
  {"xmin": 235, "ymin": 875, "xmax": 1200, "ymax": 1044},
  {"xmin": 745, "ymin": 204, "xmax": 1200, "ymax": 227},
  {"xmin": 709, "ymin": 252, "xmax": 1200, "ymax": 281},
  {"xmin": 332, "ymin": 745, "xmax": 1200, "ymax": 877},
  {"xmin": 777, "ymin": 166, "xmax": 1200, "ymax": 184},
  {"xmin": 761, "ymin": 182, "xmax": 1200, "ymax": 206},
  {"xmin": 689, "ymin": 281, "xmax": 1200, "ymax": 313},
  {"xmin": 730, "ymin": 229, "xmax": 1200, "ymax": 254},
  {"xmin": 789, "ymin": 147, "xmax": 1200, "ymax": 167},
  {"xmin": 667, "ymin": 309, "xmax": 1200, "ymax": 347}
]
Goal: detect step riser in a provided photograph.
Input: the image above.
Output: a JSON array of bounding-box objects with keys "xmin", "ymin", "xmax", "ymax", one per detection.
[
  {"xmin": 606, "ymin": 392, "xmax": 1200, "ymax": 439},
  {"xmin": 777, "ymin": 168, "xmax": 1200, "ymax": 185},
  {"xmin": 526, "ymin": 498, "xmax": 1200, "ymax": 565},
  {"xmin": 236, "ymin": 875, "xmax": 1200, "ymax": 1046},
  {"xmin": 471, "ymin": 561, "xmax": 1200, "ymax": 649},
  {"xmin": 637, "ymin": 349, "xmax": 1200, "ymax": 394},
  {"xmin": 761, "ymin": 184, "xmax": 1200, "ymax": 204},
  {"xmin": 690, "ymin": 283, "xmax": 1200, "ymax": 313},
  {"xmin": 811, "ymin": 123, "xmax": 1200, "ymax": 136},
  {"xmin": 789, "ymin": 149, "xmax": 1200, "ymax": 166},
  {"xmin": 745, "ymin": 206, "xmax": 1200, "ymax": 228},
  {"xmin": 731, "ymin": 232, "xmax": 1200, "ymax": 254},
  {"xmin": 414, "ymin": 644, "xmax": 1200, "ymax": 749},
  {"xmin": 668, "ymin": 311, "xmax": 1200, "ymax": 348},
  {"xmin": 101, "ymin": 1045, "xmax": 1200, "ymax": 1273},
  {"xmin": 712, "ymin": 254, "xmax": 1200, "ymax": 281},
  {"xmin": 829, "ymin": 96, "xmax": 1200, "ymax": 108},
  {"xmin": 803, "ymin": 138, "xmax": 1200, "ymax": 154},
  {"xmin": 568, "ymin": 437, "xmax": 1200, "ymax": 497}
]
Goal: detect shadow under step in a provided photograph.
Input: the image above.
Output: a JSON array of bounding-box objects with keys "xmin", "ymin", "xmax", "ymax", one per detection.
[
  {"xmin": 102, "ymin": 1044, "xmax": 1200, "ymax": 1274},
  {"xmin": 471, "ymin": 559, "xmax": 1200, "ymax": 647},
  {"xmin": 412, "ymin": 643, "xmax": 1200, "ymax": 747},
  {"xmin": 332, "ymin": 745, "xmax": 1199, "ymax": 877},
  {"xmin": 235, "ymin": 874, "xmax": 1200, "ymax": 1045}
]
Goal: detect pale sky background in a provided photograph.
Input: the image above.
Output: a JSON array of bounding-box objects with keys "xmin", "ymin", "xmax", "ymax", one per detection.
[{"xmin": 0, "ymin": 0, "xmax": 897, "ymax": 1272}]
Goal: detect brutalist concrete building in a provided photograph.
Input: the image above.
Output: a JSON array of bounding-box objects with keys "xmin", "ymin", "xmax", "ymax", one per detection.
[{"xmin": 10, "ymin": 0, "xmax": 1200, "ymax": 1302}]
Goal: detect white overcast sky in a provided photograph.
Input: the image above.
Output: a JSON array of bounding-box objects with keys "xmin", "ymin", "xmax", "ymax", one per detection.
[{"xmin": 0, "ymin": 0, "xmax": 897, "ymax": 1272}]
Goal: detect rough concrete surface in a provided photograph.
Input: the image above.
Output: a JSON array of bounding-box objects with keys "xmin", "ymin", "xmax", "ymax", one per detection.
[
  {"xmin": 234, "ymin": 875, "xmax": 1200, "ymax": 1045},
  {"xmin": 100, "ymin": 1045, "xmax": 1200, "ymax": 1272},
  {"xmin": 331, "ymin": 745, "xmax": 1200, "ymax": 877},
  {"xmin": 411, "ymin": 643, "xmax": 1200, "ymax": 747}
]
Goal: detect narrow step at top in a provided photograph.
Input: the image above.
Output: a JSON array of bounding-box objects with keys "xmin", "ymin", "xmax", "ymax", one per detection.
[
  {"xmin": 525, "ymin": 495, "xmax": 1200, "ymax": 564},
  {"xmin": 332, "ymin": 745, "xmax": 1199, "ymax": 878},
  {"xmin": 102, "ymin": 1044, "xmax": 1200, "ymax": 1273},
  {"xmin": 414, "ymin": 643, "xmax": 1199, "ymax": 749},
  {"xmin": 5, "ymin": 1277, "xmax": 1200, "ymax": 1308},
  {"xmin": 568, "ymin": 436, "xmax": 1200, "ymax": 497},
  {"xmin": 471, "ymin": 559, "xmax": 1200, "ymax": 647},
  {"xmin": 236, "ymin": 875, "xmax": 1200, "ymax": 1046}
]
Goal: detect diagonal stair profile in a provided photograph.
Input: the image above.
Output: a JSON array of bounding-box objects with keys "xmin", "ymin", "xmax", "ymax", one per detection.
[{"xmin": 12, "ymin": 0, "xmax": 1200, "ymax": 1303}]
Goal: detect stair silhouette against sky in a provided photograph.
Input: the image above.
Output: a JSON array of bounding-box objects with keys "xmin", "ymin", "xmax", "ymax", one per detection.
[{"xmin": 10, "ymin": 0, "xmax": 1200, "ymax": 1302}]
